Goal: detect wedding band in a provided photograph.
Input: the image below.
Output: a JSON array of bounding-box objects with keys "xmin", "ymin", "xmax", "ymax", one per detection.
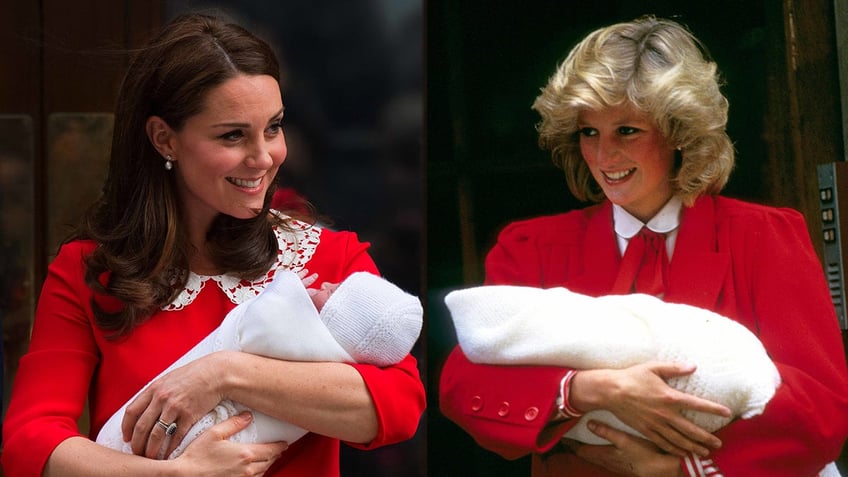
[{"xmin": 156, "ymin": 418, "xmax": 178, "ymax": 436}]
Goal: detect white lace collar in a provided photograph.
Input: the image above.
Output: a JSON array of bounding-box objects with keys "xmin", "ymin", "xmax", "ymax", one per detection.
[{"xmin": 162, "ymin": 220, "xmax": 322, "ymax": 311}]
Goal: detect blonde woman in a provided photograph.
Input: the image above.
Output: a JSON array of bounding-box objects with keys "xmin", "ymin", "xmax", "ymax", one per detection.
[{"xmin": 440, "ymin": 16, "xmax": 848, "ymax": 477}]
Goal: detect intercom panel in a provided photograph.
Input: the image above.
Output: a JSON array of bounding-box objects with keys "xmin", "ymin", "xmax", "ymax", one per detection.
[{"xmin": 817, "ymin": 161, "xmax": 848, "ymax": 330}]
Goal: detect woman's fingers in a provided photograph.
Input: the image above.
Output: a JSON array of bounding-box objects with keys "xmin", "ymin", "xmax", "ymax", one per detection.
[
  {"xmin": 580, "ymin": 420, "xmax": 696, "ymax": 477},
  {"xmin": 649, "ymin": 362, "xmax": 733, "ymax": 418},
  {"xmin": 121, "ymin": 386, "xmax": 188, "ymax": 458},
  {"xmin": 122, "ymin": 391, "xmax": 153, "ymax": 443},
  {"xmin": 640, "ymin": 427, "xmax": 691, "ymax": 457},
  {"xmin": 162, "ymin": 414, "xmax": 193, "ymax": 459},
  {"xmin": 646, "ymin": 362, "xmax": 729, "ymax": 452},
  {"xmin": 594, "ymin": 362, "xmax": 727, "ymax": 456},
  {"xmin": 648, "ymin": 361, "xmax": 697, "ymax": 379},
  {"xmin": 177, "ymin": 413, "xmax": 289, "ymax": 476},
  {"xmin": 675, "ymin": 392, "xmax": 732, "ymax": 419},
  {"xmin": 586, "ymin": 419, "xmax": 628, "ymax": 447},
  {"xmin": 124, "ymin": 394, "xmax": 164, "ymax": 456},
  {"xmin": 120, "ymin": 354, "xmax": 228, "ymax": 458},
  {"xmin": 145, "ymin": 413, "xmax": 179, "ymax": 459},
  {"xmin": 645, "ymin": 419, "xmax": 713, "ymax": 457},
  {"xmin": 201, "ymin": 412, "xmax": 290, "ymax": 459},
  {"xmin": 206, "ymin": 411, "xmax": 254, "ymax": 440},
  {"xmin": 643, "ymin": 362, "xmax": 732, "ymax": 420},
  {"xmin": 665, "ymin": 411, "xmax": 723, "ymax": 452},
  {"xmin": 148, "ymin": 413, "xmax": 194, "ymax": 459}
]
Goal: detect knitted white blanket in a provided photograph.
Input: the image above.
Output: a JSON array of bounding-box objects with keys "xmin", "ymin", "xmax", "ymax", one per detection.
[
  {"xmin": 96, "ymin": 271, "xmax": 422, "ymax": 459},
  {"xmin": 444, "ymin": 284, "xmax": 782, "ymax": 445}
]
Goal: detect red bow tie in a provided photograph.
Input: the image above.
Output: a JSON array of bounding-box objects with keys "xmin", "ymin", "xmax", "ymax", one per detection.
[{"xmin": 613, "ymin": 228, "xmax": 669, "ymax": 296}]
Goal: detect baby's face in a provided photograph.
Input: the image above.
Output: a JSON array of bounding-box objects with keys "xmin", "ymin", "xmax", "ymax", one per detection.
[{"xmin": 310, "ymin": 282, "xmax": 340, "ymax": 311}]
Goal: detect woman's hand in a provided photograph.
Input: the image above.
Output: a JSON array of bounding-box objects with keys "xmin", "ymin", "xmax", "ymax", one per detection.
[
  {"xmin": 175, "ymin": 412, "xmax": 287, "ymax": 477},
  {"xmin": 122, "ymin": 352, "xmax": 228, "ymax": 458},
  {"xmin": 569, "ymin": 420, "xmax": 684, "ymax": 477},
  {"xmin": 570, "ymin": 361, "xmax": 731, "ymax": 457}
]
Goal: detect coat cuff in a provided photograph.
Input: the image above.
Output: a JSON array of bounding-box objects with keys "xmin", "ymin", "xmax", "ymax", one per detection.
[{"xmin": 682, "ymin": 453, "xmax": 724, "ymax": 477}]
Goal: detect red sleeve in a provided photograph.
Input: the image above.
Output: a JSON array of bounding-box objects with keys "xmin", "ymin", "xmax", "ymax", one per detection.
[
  {"xmin": 313, "ymin": 229, "xmax": 426, "ymax": 449},
  {"xmin": 348, "ymin": 354, "xmax": 426, "ymax": 449},
  {"xmin": 711, "ymin": 208, "xmax": 848, "ymax": 476},
  {"xmin": 439, "ymin": 347, "xmax": 572, "ymax": 459},
  {"xmin": 1, "ymin": 242, "xmax": 99, "ymax": 477},
  {"xmin": 438, "ymin": 220, "xmax": 578, "ymax": 459},
  {"xmin": 485, "ymin": 220, "xmax": 550, "ymax": 287}
]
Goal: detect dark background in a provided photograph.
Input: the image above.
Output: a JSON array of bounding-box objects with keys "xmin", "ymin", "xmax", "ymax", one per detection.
[
  {"xmin": 1, "ymin": 0, "xmax": 846, "ymax": 475},
  {"xmin": 426, "ymin": 0, "xmax": 846, "ymax": 475},
  {"xmin": 167, "ymin": 2, "xmax": 426, "ymax": 475},
  {"xmin": 0, "ymin": 1, "xmax": 423, "ymax": 475}
]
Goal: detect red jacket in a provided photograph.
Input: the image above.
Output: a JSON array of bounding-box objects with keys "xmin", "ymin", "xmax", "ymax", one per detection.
[{"xmin": 440, "ymin": 195, "xmax": 848, "ymax": 476}]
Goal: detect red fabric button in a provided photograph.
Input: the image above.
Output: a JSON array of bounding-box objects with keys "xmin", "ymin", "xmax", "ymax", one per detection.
[
  {"xmin": 524, "ymin": 406, "xmax": 539, "ymax": 421},
  {"xmin": 497, "ymin": 402, "xmax": 510, "ymax": 417},
  {"xmin": 470, "ymin": 395, "xmax": 483, "ymax": 412}
]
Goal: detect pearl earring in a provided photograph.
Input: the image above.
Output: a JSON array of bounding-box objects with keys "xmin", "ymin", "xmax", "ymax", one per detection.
[{"xmin": 165, "ymin": 155, "xmax": 174, "ymax": 170}]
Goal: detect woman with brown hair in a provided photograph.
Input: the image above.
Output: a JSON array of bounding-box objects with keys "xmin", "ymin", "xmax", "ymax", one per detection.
[{"xmin": 2, "ymin": 13, "xmax": 424, "ymax": 476}]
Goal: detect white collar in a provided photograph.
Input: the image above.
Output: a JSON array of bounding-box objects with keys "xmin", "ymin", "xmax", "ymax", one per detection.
[
  {"xmin": 613, "ymin": 196, "xmax": 683, "ymax": 239},
  {"xmin": 162, "ymin": 220, "xmax": 322, "ymax": 311}
]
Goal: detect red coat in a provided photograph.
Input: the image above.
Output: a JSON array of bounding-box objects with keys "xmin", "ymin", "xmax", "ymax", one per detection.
[
  {"xmin": 440, "ymin": 195, "xmax": 848, "ymax": 476},
  {"xmin": 3, "ymin": 224, "xmax": 425, "ymax": 477}
]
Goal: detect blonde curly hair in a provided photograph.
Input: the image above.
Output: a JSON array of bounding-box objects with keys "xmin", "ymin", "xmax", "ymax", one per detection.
[{"xmin": 532, "ymin": 16, "xmax": 734, "ymax": 205}]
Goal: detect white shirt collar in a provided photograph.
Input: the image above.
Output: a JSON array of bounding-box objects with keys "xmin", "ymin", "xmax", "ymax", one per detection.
[
  {"xmin": 613, "ymin": 196, "xmax": 683, "ymax": 257},
  {"xmin": 613, "ymin": 196, "xmax": 683, "ymax": 238}
]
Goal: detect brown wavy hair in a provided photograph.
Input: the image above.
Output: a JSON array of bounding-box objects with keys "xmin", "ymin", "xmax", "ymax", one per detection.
[
  {"xmin": 532, "ymin": 16, "xmax": 734, "ymax": 205},
  {"xmin": 72, "ymin": 13, "xmax": 302, "ymax": 337}
]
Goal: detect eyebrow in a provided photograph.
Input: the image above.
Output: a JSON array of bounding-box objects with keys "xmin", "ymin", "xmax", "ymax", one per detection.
[
  {"xmin": 211, "ymin": 107, "xmax": 285, "ymax": 129},
  {"xmin": 577, "ymin": 117, "xmax": 648, "ymax": 128}
]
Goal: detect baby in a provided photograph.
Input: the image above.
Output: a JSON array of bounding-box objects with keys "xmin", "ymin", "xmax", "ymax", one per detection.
[
  {"xmin": 444, "ymin": 284, "xmax": 781, "ymax": 445},
  {"xmin": 97, "ymin": 270, "xmax": 423, "ymax": 458}
]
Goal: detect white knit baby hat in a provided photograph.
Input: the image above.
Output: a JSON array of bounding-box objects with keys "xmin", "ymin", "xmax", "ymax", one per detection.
[{"xmin": 320, "ymin": 272, "xmax": 423, "ymax": 366}]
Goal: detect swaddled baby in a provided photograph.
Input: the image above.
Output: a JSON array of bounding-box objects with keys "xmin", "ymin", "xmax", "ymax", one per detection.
[
  {"xmin": 444, "ymin": 284, "xmax": 781, "ymax": 445},
  {"xmin": 98, "ymin": 270, "xmax": 422, "ymax": 458}
]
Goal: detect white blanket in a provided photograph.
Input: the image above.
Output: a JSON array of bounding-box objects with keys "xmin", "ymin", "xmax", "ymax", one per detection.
[
  {"xmin": 97, "ymin": 271, "xmax": 422, "ymax": 458},
  {"xmin": 444, "ymin": 285, "xmax": 781, "ymax": 445}
]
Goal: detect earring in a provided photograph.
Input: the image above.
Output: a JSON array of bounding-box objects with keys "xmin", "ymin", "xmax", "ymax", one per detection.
[{"xmin": 165, "ymin": 155, "xmax": 174, "ymax": 171}]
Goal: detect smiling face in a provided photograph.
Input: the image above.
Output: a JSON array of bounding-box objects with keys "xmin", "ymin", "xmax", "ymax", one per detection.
[
  {"xmin": 577, "ymin": 103, "xmax": 676, "ymax": 222},
  {"xmin": 165, "ymin": 74, "xmax": 286, "ymax": 230}
]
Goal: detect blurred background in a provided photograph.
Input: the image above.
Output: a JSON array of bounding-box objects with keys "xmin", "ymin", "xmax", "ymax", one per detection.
[
  {"xmin": 2, "ymin": 0, "xmax": 848, "ymax": 475},
  {"xmin": 0, "ymin": 1, "xmax": 423, "ymax": 475},
  {"xmin": 426, "ymin": 0, "xmax": 847, "ymax": 475}
]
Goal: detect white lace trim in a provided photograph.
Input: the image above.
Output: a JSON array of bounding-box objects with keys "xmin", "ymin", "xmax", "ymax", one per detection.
[{"xmin": 162, "ymin": 220, "xmax": 322, "ymax": 311}]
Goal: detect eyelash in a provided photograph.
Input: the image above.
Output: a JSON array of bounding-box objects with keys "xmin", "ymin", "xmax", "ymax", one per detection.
[
  {"xmin": 219, "ymin": 120, "xmax": 283, "ymax": 142},
  {"xmin": 267, "ymin": 121, "xmax": 283, "ymax": 134},
  {"xmin": 220, "ymin": 130, "xmax": 244, "ymax": 141},
  {"xmin": 577, "ymin": 126, "xmax": 639, "ymax": 137}
]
